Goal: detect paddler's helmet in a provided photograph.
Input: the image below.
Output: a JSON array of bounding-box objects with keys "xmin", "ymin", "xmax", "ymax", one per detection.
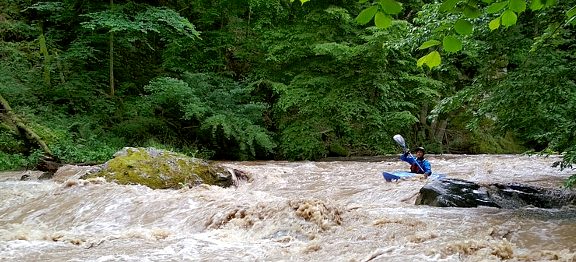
[{"xmin": 414, "ymin": 147, "xmax": 425, "ymax": 154}]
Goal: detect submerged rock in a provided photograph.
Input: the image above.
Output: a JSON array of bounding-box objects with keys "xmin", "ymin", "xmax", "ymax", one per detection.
[
  {"xmin": 416, "ymin": 178, "xmax": 576, "ymax": 208},
  {"xmin": 53, "ymin": 165, "xmax": 101, "ymax": 182},
  {"xmin": 81, "ymin": 147, "xmax": 245, "ymax": 189}
]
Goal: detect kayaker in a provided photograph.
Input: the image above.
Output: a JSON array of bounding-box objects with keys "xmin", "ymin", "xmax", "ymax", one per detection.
[{"xmin": 400, "ymin": 146, "xmax": 432, "ymax": 178}]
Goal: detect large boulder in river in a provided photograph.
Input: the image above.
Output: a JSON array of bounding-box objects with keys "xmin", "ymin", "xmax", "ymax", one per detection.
[
  {"xmin": 81, "ymin": 147, "xmax": 243, "ymax": 189},
  {"xmin": 415, "ymin": 178, "xmax": 576, "ymax": 208}
]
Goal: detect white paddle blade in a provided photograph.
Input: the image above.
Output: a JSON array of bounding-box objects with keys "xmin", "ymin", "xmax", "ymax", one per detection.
[{"xmin": 393, "ymin": 134, "xmax": 407, "ymax": 149}]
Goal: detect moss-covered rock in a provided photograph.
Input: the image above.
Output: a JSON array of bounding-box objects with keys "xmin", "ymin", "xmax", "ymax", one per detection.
[{"xmin": 81, "ymin": 147, "xmax": 234, "ymax": 189}]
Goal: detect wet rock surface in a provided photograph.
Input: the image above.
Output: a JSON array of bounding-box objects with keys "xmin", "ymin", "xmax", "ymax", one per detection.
[
  {"xmin": 416, "ymin": 178, "xmax": 576, "ymax": 208},
  {"xmin": 10, "ymin": 148, "xmax": 250, "ymax": 189},
  {"xmin": 79, "ymin": 147, "xmax": 246, "ymax": 189}
]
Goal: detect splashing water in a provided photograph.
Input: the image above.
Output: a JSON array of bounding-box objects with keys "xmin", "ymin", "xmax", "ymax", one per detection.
[{"xmin": 0, "ymin": 154, "xmax": 575, "ymax": 261}]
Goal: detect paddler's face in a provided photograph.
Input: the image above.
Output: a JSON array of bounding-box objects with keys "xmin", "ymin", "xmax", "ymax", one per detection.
[{"xmin": 415, "ymin": 150, "xmax": 424, "ymax": 158}]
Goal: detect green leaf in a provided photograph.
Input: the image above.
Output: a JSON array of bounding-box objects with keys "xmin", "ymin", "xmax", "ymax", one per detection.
[
  {"xmin": 567, "ymin": 6, "xmax": 576, "ymax": 19},
  {"xmin": 374, "ymin": 12, "xmax": 393, "ymax": 28},
  {"xmin": 440, "ymin": 0, "xmax": 460, "ymax": 12},
  {"xmin": 359, "ymin": 0, "xmax": 369, "ymax": 2},
  {"xmin": 422, "ymin": 58, "xmax": 442, "ymax": 71},
  {"xmin": 379, "ymin": 0, "xmax": 403, "ymax": 15},
  {"xmin": 463, "ymin": 4, "xmax": 482, "ymax": 18},
  {"xmin": 509, "ymin": 0, "xmax": 526, "ymax": 12},
  {"xmin": 290, "ymin": 0, "xmax": 311, "ymax": 4},
  {"xmin": 416, "ymin": 55, "xmax": 428, "ymax": 67},
  {"xmin": 529, "ymin": 0, "xmax": 544, "ymax": 10},
  {"xmin": 489, "ymin": 17, "xmax": 501, "ymax": 30},
  {"xmin": 417, "ymin": 51, "xmax": 442, "ymax": 69},
  {"xmin": 501, "ymin": 9, "xmax": 517, "ymax": 26},
  {"xmin": 487, "ymin": 1, "xmax": 509, "ymax": 13},
  {"xmin": 417, "ymin": 56, "xmax": 426, "ymax": 67},
  {"xmin": 544, "ymin": 0, "xmax": 556, "ymax": 8},
  {"xmin": 454, "ymin": 19, "xmax": 473, "ymax": 35},
  {"xmin": 443, "ymin": 35, "xmax": 463, "ymax": 52},
  {"xmin": 418, "ymin": 39, "xmax": 442, "ymax": 50},
  {"xmin": 356, "ymin": 5, "xmax": 379, "ymax": 25}
]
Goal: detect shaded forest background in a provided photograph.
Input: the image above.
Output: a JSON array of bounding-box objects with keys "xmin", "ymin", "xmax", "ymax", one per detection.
[{"xmin": 0, "ymin": 0, "xmax": 574, "ymax": 184}]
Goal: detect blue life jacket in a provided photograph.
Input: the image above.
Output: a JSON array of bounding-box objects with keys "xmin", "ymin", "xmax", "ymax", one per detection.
[{"xmin": 400, "ymin": 153, "xmax": 432, "ymax": 175}]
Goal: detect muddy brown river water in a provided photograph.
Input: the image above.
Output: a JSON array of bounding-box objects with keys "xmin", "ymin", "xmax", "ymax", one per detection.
[{"xmin": 0, "ymin": 154, "xmax": 575, "ymax": 261}]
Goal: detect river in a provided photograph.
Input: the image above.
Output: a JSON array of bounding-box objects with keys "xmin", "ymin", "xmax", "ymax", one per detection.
[{"xmin": 0, "ymin": 154, "xmax": 575, "ymax": 261}]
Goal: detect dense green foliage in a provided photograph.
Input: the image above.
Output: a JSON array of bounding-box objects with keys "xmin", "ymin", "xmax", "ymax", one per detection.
[{"xmin": 0, "ymin": 0, "xmax": 574, "ymax": 185}]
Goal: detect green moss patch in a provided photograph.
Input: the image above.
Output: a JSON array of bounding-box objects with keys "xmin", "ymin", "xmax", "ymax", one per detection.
[{"xmin": 82, "ymin": 147, "xmax": 232, "ymax": 189}]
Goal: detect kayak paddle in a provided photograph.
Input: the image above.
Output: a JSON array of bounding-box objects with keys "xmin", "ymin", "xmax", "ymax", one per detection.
[
  {"xmin": 393, "ymin": 134, "xmax": 425, "ymax": 173},
  {"xmin": 393, "ymin": 134, "xmax": 408, "ymax": 153}
]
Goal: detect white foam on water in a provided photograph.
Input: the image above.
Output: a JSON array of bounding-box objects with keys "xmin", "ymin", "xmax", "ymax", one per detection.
[{"xmin": 0, "ymin": 155, "xmax": 574, "ymax": 261}]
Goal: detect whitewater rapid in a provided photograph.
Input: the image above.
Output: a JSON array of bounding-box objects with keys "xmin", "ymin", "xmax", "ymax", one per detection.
[{"xmin": 0, "ymin": 154, "xmax": 574, "ymax": 261}]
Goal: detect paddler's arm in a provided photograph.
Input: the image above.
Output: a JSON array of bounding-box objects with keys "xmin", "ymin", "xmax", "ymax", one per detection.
[
  {"xmin": 422, "ymin": 160, "xmax": 432, "ymax": 177},
  {"xmin": 400, "ymin": 152, "xmax": 416, "ymax": 164}
]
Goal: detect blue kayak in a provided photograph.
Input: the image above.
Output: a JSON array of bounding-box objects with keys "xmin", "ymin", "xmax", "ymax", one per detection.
[{"xmin": 382, "ymin": 171, "xmax": 445, "ymax": 182}]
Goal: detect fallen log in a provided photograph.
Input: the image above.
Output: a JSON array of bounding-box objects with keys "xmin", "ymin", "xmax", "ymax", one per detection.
[{"xmin": 0, "ymin": 94, "xmax": 60, "ymax": 172}]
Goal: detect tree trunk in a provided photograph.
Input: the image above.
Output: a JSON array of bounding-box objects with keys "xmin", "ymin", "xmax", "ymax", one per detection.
[
  {"xmin": 418, "ymin": 103, "xmax": 429, "ymax": 142},
  {"xmin": 417, "ymin": 103, "xmax": 450, "ymax": 151},
  {"xmin": 0, "ymin": 94, "xmax": 53, "ymax": 158},
  {"xmin": 435, "ymin": 118, "xmax": 448, "ymax": 142},
  {"xmin": 39, "ymin": 25, "xmax": 51, "ymax": 87},
  {"xmin": 0, "ymin": 95, "xmax": 61, "ymax": 173},
  {"xmin": 109, "ymin": 0, "xmax": 115, "ymax": 97},
  {"xmin": 0, "ymin": 94, "xmax": 61, "ymax": 174}
]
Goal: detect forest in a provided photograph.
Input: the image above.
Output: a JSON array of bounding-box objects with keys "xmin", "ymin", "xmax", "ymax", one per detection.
[{"xmin": 0, "ymin": 0, "xmax": 574, "ymax": 186}]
